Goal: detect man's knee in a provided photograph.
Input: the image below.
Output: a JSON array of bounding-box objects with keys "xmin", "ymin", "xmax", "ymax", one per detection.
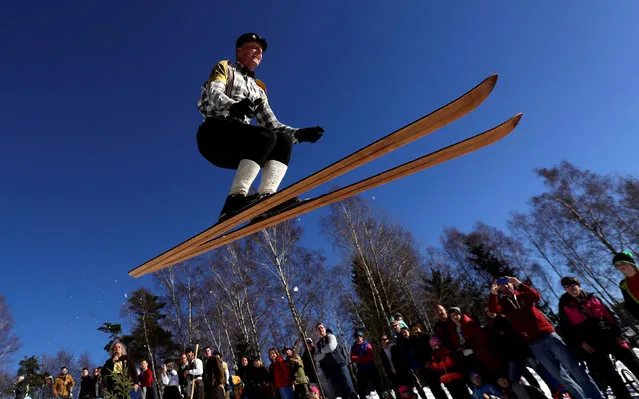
[
  {"xmin": 254, "ymin": 128, "xmax": 278, "ymax": 149},
  {"xmin": 266, "ymin": 132, "xmax": 294, "ymax": 165},
  {"xmin": 277, "ymin": 132, "xmax": 294, "ymax": 152}
]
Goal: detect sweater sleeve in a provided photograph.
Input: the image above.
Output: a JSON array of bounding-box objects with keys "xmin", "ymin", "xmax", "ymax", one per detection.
[
  {"xmin": 322, "ymin": 335, "xmax": 338, "ymax": 354},
  {"xmin": 254, "ymin": 93, "xmax": 298, "ymax": 138},
  {"xmin": 188, "ymin": 359, "xmax": 203, "ymax": 377},
  {"xmin": 362, "ymin": 344, "xmax": 374, "ymax": 363},
  {"xmin": 516, "ymin": 284, "xmax": 541, "ymax": 304}
]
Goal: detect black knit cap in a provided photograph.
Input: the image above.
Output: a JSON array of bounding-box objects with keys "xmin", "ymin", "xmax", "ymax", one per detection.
[
  {"xmin": 236, "ymin": 33, "xmax": 267, "ymax": 52},
  {"xmin": 613, "ymin": 251, "xmax": 636, "ymax": 267},
  {"xmin": 448, "ymin": 307, "xmax": 461, "ymax": 315},
  {"xmin": 560, "ymin": 276, "xmax": 580, "ymax": 287}
]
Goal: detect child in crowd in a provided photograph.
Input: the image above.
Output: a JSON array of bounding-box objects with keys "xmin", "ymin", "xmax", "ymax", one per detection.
[{"xmin": 471, "ymin": 371, "xmax": 501, "ymax": 399}]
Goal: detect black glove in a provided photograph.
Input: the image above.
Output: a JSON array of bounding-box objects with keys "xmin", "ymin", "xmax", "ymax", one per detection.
[
  {"xmin": 295, "ymin": 126, "xmax": 324, "ymax": 143},
  {"xmin": 228, "ymin": 98, "xmax": 263, "ymax": 120}
]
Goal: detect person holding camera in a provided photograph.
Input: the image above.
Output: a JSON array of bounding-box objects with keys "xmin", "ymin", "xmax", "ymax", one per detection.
[{"xmin": 488, "ymin": 276, "xmax": 604, "ymax": 399}]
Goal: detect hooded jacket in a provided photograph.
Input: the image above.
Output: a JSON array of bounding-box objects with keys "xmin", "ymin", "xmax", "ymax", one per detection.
[
  {"xmin": 558, "ymin": 290, "xmax": 621, "ymax": 347},
  {"xmin": 488, "ymin": 283, "xmax": 555, "ymax": 343}
]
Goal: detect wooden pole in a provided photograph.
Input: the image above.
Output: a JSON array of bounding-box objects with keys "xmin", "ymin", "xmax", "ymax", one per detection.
[{"xmin": 189, "ymin": 344, "xmax": 199, "ymax": 399}]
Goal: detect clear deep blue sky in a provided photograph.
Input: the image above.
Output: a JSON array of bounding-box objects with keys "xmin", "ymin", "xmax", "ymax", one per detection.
[{"xmin": 2, "ymin": 1, "xmax": 638, "ymax": 370}]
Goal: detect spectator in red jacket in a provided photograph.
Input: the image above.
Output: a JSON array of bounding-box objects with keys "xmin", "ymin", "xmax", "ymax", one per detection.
[
  {"xmin": 558, "ymin": 275, "xmax": 639, "ymax": 399},
  {"xmin": 448, "ymin": 308, "xmax": 506, "ymax": 383},
  {"xmin": 350, "ymin": 331, "xmax": 382, "ymax": 399},
  {"xmin": 429, "ymin": 336, "xmax": 470, "ymax": 399},
  {"xmin": 488, "ymin": 276, "xmax": 604, "ymax": 399},
  {"xmin": 139, "ymin": 360, "xmax": 155, "ymax": 399},
  {"xmin": 268, "ymin": 348, "xmax": 293, "ymax": 399},
  {"xmin": 433, "ymin": 305, "xmax": 458, "ymax": 353}
]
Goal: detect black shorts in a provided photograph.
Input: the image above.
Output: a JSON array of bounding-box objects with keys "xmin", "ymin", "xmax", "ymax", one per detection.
[{"xmin": 196, "ymin": 117, "xmax": 294, "ymax": 169}]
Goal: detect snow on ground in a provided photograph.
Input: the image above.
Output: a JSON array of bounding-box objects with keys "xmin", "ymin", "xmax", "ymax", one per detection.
[{"xmin": 333, "ymin": 362, "xmax": 639, "ymax": 399}]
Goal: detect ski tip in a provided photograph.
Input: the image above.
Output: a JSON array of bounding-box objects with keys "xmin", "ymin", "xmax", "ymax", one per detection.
[
  {"xmin": 504, "ymin": 113, "xmax": 524, "ymax": 130},
  {"xmin": 513, "ymin": 112, "xmax": 523, "ymax": 124},
  {"xmin": 478, "ymin": 74, "xmax": 499, "ymax": 92}
]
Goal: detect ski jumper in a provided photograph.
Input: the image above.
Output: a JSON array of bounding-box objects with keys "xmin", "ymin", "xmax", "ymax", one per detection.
[{"xmin": 196, "ymin": 60, "xmax": 297, "ymax": 194}]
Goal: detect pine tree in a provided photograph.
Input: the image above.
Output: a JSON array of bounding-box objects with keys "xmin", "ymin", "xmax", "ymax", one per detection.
[
  {"xmin": 466, "ymin": 242, "xmax": 517, "ymax": 281},
  {"xmin": 124, "ymin": 288, "xmax": 177, "ymax": 363}
]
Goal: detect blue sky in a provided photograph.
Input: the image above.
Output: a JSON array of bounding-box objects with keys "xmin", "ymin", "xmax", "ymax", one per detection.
[{"xmin": 2, "ymin": 1, "xmax": 638, "ymax": 371}]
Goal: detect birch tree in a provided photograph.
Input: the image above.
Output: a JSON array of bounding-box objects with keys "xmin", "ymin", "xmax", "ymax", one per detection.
[
  {"xmin": 321, "ymin": 196, "xmax": 427, "ymax": 336},
  {"xmin": 153, "ymin": 261, "xmax": 201, "ymax": 351},
  {"xmin": 0, "ymin": 296, "xmax": 20, "ymax": 368},
  {"xmin": 248, "ymin": 219, "xmax": 326, "ymax": 356}
]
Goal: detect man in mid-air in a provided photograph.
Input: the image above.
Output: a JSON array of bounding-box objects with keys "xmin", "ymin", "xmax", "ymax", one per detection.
[{"xmin": 196, "ymin": 33, "xmax": 324, "ymax": 221}]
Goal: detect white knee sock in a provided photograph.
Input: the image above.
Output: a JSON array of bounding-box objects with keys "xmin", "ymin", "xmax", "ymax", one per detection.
[
  {"xmin": 257, "ymin": 160, "xmax": 288, "ymax": 195},
  {"xmin": 229, "ymin": 159, "xmax": 260, "ymax": 196}
]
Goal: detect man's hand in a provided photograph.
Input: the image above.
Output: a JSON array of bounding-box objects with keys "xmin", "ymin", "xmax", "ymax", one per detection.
[
  {"xmin": 581, "ymin": 342, "xmax": 595, "ymax": 354},
  {"xmin": 295, "ymin": 127, "xmax": 324, "ymax": 143},
  {"xmin": 617, "ymin": 337, "xmax": 628, "ymax": 346},
  {"xmin": 508, "ymin": 277, "xmax": 521, "ymax": 287},
  {"xmin": 490, "ymin": 281, "xmax": 499, "ymax": 295},
  {"xmin": 229, "ymin": 98, "xmax": 262, "ymax": 120}
]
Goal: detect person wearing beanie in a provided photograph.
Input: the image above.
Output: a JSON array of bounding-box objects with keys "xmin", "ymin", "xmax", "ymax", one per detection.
[
  {"xmin": 469, "ymin": 372, "xmax": 500, "ymax": 399},
  {"xmin": 613, "ymin": 251, "xmax": 639, "ymax": 319},
  {"xmin": 447, "ymin": 307, "xmax": 461, "ymax": 316},
  {"xmin": 350, "ymin": 332, "xmax": 382, "ymax": 399},
  {"xmin": 392, "ymin": 313, "xmax": 409, "ymax": 330},
  {"xmin": 558, "ymin": 275, "xmax": 639, "ymax": 399},
  {"xmin": 196, "ymin": 33, "xmax": 325, "ymax": 221},
  {"xmin": 283, "ymin": 346, "xmax": 309, "ymax": 399}
]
